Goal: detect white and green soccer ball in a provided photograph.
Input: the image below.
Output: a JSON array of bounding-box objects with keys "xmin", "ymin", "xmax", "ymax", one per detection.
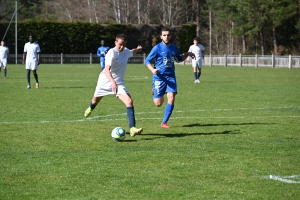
[{"xmin": 111, "ymin": 127, "xmax": 126, "ymax": 141}]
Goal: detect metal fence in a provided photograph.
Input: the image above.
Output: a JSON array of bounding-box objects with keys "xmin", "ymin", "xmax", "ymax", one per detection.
[
  {"xmin": 9, "ymin": 53, "xmax": 146, "ymax": 65},
  {"xmin": 198, "ymin": 54, "xmax": 300, "ymax": 68},
  {"xmin": 10, "ymin": 53, "xmax": 300, "ymax": 68}
]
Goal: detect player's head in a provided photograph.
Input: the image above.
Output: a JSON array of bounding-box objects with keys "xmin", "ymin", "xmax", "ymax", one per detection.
[
  {"xmin": 193, "ymin": 37, "xmax": 200, "ymax": 45},
  {"xmin": 1, "ymin": 40, "xmax": 4, "ymax": 46},
  {"xmin": 29, "ymin": 34, "xmax": 35, "ymax": 43},
  {"xmin": 160, "ymin": 27, "xmax": 171, "ymax": 45},
  {"xmin": 115, "ymin": 34, "xmax": 127, "ymax": 52},
  {"xmin": 101, "ymin": 40, "xmax": 105, "ymax": 46}
]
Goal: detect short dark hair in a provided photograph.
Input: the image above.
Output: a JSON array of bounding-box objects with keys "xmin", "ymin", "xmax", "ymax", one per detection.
[
  {"xmin": 193, "ymin": 37, "xmax": 200, "ymax": 43},
  {"xmin": 160, "ymin": 27, "xmax": 171, "ymax": 35},
  {"xmin": 116, "ymin": 34, "xmax": 127, "ymax": 41}
]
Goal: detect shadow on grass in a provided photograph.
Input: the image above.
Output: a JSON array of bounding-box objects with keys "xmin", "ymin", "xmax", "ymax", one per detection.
[
  {"xmin": 182, "ymin": 122, "xmax": 273, "ymax": 127},
  {"xmin": 142, "ymin": 130, "xmax": 240, "ymax": 140}
]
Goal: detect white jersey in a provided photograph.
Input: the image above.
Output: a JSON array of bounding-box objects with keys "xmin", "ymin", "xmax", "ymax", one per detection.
[
  {"xmin": 99, "ymin": 47, "xmax": 133, "ymax": 86},
  {"xmin": 188, "ymin": 44, "xmax": 205, "ymax": 60},
  {"xmin": 93, "ymin": 47, "xmax": 133, "ymax": 97},
  {"xmin": 0, "ymin": 46, "xmax": 9, "ymax": 59},
  {"xmin": 24, "ymin": 42, "xmax": 41, "ymax": 62}
]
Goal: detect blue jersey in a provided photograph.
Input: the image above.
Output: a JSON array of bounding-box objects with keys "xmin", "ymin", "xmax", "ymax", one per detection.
[
  {"xmin": 97, "ymin": 46, "xmax": 110, "ymax": 58},
  {"xmin": 145, "ymin": 42, "xmax": 183, "ymax": 75}
]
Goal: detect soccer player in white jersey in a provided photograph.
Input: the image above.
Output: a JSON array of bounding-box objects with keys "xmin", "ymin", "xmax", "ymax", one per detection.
[
  {"xmin": 145, "ymin": 27, "xmax": 195, "ymax": 128},
  {"xmin": 84, "ymin": 33, "xmax": 143, "ymax": 137},
  {"xmin": 0, "ymin": 40, "xmax": 9, "ymax": 78},
  {"xmin": 187, "ymin": 37, "xmax": 205, "ymax": 83},
  {"xmin": 23, "ymin": 34, "xmax": 41, "ymax": 89}
]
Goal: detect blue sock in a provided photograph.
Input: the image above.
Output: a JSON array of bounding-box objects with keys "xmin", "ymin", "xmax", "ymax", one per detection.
[
  {"xmin": 194, "ymin": 72, "xmax": 197, "ymax": 80},
  {"xmin": 126, "ymin": 107, "xmax": 135, "ymax": 128},
  {"xmin": 4, "ymin": 69, "xmax": 7, "ymax": 77},
  {"xmin": 162, "ymin": 103, "xmax": 174, "ymax": 124},
  {"xmin": 90, "ymin": 101, "xmax": 97, "ymax": 110},
  {"xmin": 27, "ymin": 73, "xmax": 30, "ymax": 85},
  {"xmin": 197, "ymin": 72, "xmax": 201, "ymax": 79}
]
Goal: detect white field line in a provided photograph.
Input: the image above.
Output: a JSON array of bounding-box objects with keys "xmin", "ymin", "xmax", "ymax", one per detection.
[
  {"xmin": 269, "ymin": 175, "xmax": 300, "ymax": 184},
  {"xmin": 1, "ymin": 106, "xmax": 299, "ymax": 125}
]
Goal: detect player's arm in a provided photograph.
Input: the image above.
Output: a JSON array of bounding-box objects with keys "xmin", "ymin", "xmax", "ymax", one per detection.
[
  {"xmin": 37, "ymin": 52, "xmax": 40, "ymax": 65},
  {"xmin": 131, "ymin": 45, "xmax": 142, "ymax": 55},
  {"xmin": 97, "ymin": 48, "xmax": 101, "ymax": 57},
  {"xmin": 104, "ymin": 65, "xmax": 118, "ymax": 94},
  {"xmin": 6, "ymin": 49, "xmax": 9, "ymax": 63},
  {"xmin": 22, "ymin": 52, "xmax": 27, "ymax": 64},
  {"xmin": 145, "ymin": 46, "xmax": 159, "ymax": 74}
]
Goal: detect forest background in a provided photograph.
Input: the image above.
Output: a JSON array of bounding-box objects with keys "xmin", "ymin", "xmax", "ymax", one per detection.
[{"xmin": 0, "ymin": 0, "xmax": 299, "ymax": 55}]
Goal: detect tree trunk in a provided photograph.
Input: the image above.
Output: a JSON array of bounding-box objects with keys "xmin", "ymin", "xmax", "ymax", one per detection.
[
  {"xmin": 195, "ymin": 0, "xmax": 200, "ymax": 37},
  {"xmin": 260, "ymin": 28, "xmax": 265, "ymax": 55}
]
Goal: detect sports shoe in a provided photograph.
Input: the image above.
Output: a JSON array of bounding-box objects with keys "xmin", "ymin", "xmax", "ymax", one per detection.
[
  {"xmin": 197, "ymin": 79, "xmax": 200, "ymax": 83},
  {"xmin": 36, "ymin": 83, "xmax": 39, "ymax": 89},
  {"xmin": 161, "ymin": 123, "xmax": 170, "ymax": 128},
  {"xmin": 27, "ymin": 84, "xmax": 31, "ymax": 89},
  {"xmin": 84, "ymin": 107, "xmax": 93, "ymax": 117},
  {"xmin": 130, "ymin": 127, "xmax": 143, "ymax": 137},
  {"xmin": 194, "ymin": 80, "xmax": 197, "ymax": 83}
]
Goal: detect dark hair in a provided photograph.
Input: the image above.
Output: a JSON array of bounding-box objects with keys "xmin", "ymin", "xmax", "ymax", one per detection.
[
  {"xmin": 160, "ymin": 27, "xmax": 171, "ymax": 35},
  {"xmin": 193, "ymin": 37, "xmax": 200, "ymax": 43},
  {"xmin": 116, "ymin": 34, "xmax": 127, "ymax": 41}
]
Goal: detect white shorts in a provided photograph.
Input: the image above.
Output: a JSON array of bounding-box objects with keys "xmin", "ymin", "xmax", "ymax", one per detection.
[
  {"xmin": 192, "ymin": 58, "xmax": 203, "ymax": 68},
  {"xmin": 0, "ymin": 59, "xmax": 7, "ymax": 67},
  {"xmin": 94, "ymin": 84, "xmax": 130, "ymax": 97},
  {"xmin": 26, "ymin": 61, "xmax": 38, "ymax": 70}
]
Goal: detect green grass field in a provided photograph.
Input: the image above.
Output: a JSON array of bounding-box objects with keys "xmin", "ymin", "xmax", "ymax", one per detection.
[{"xmin": 0, "ymin": 64, "xmax": 299, "ymax": 199}]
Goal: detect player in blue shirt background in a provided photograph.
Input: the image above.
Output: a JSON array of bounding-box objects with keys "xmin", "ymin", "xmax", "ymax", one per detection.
[
  {"xmin": 97, "ymin": 40, "xmax": 110, "ymax": 70},
  {"xmin": 145, "ymin": 27, "xmax": 195, "ymax": 128}
]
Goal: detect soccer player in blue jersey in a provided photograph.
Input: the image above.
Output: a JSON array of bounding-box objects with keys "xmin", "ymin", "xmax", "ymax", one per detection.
[
  {"xmin": 145, "ymin": 27, "xmax": 195, "ymax": 128},
  {"xmin": 97, "ymin": 40, "xmax": 110, "ymax": 70}
]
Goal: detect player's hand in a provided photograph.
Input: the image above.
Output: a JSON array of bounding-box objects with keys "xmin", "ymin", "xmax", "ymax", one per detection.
[
  {"xmin": 112, "ymin": 82, "xmax": 118, "ymax": 94},
  {"xmin": 151, "ymin": 68, "xmax": 159, "ymax": 75},
  {"xmin": 136, "ymin": 45, "xmax": 142, "ymax": 51}
]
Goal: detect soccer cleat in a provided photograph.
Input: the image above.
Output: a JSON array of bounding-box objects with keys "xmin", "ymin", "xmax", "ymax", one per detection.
[
  {"xmin": 130, "ymin": 127, "xmax": 143, "ymax": 137},
  {"xmin": 197, "ymin": 79, "xmax": 200, "ymax": 83},
  {"xmin": 161, "ymin": 123, "xmax": 170, "ymax": 128},
  {"xmin": 194, "ymin": 80, "xmax": 197, "ymax": 83},
  {"xmin": 36, "ymin": 83, "xmax": 39, "ymax": 89},
  {"xmin": 84, "ymin": 107, "xmax": 93, "ymax": 117},
  {"xmin": 27, "ymin": 84, "xmax": 31, "ymax": 89}
]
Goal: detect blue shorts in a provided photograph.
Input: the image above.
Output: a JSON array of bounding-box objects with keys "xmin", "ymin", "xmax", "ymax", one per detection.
[{"xmin": 152, "ymin": 74, "xmax": 177, "ymax": 98}]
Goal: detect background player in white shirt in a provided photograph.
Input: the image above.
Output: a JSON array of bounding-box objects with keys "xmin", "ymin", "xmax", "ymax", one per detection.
[
  {"xmin": 84, "ymin": 33, "xmax": 143, "ymax": 137},
  {"xmin": 0, "ymin": 40, "xmax": 9, "ymax": 78},
  {"xmin": 187, "ymin": 37, "xmax": 205, "ymax": 83},
  {"xmin": 23, "ymin": 34, "xmax": 41, "ymax": 89}
]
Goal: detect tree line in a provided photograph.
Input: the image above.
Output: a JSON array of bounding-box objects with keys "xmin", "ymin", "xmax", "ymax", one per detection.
[{"xmin": 1, "ymin": 0, "xmax": 299, "ymax": 55}]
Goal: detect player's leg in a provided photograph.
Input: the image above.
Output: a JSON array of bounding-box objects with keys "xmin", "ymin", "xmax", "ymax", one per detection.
[
  {"xmin": 3, "ymin": 66, "xmax": 7, "ymax": 78},
  {"xmin": 32, "ymin": 70, "xmax": 39, "ymax": 88},
  {"xmin": 84, "ymin": 96, "xmax": 102, "ymax": 117},
  {"xmin": 27, "ymin": 69, "xmax": 31, "ymax": 89},
  {"xmin": 117, "ymin": 87, "xmax": 143, "ymax": 136},
  {"xmin": 193, "ymin": 66, "xmax": 197, "ymax": 83},
  {"xmin": 161, "ymin": 76, "xmax": 177, "ymax": 128}
]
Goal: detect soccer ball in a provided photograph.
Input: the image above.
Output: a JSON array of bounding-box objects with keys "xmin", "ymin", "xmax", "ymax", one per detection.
[{"xmin": 111, "ymin": 127, "xmax": 126, "ymax": 141}]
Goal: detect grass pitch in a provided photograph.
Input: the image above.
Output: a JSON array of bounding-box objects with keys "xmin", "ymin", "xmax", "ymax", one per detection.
[{"xmin": 0, "ymin": 64, "xmax": 299, "ymax": 199}]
